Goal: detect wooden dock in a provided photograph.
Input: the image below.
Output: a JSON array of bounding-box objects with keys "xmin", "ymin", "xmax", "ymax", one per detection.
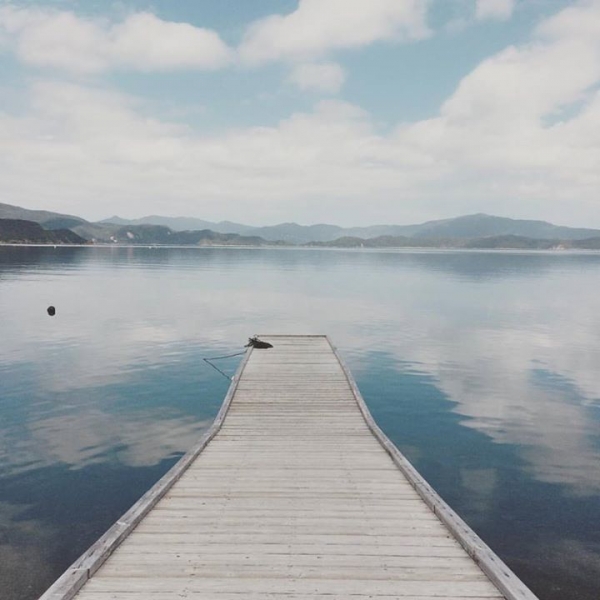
[{"xmin": 40, "ymin": 335, "xmax": 539, "ymax": 600}]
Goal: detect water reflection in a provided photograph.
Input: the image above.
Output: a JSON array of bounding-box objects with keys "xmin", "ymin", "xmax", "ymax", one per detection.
[
  {"xmin": 0, "ymin": 350, "xmax": 230, "ymax": 478},
  {"xmin": 0, "ymin": 500, "xmax": 59, "ymax": 599},
  {"xmin": 21, "ymin": 409, "xmax": 210, "ymax": 472},
  {"xmin": 355, "ymin": 355, "xmax": 600, "ymax": 600},
  {"xmin": 0, "ymin": 246, "xmax": 88, "ymax": 277},
  {"xmin": 1, "ymin": 246, "xmax": 600, "ymax": 600},
  {"xmin": 0, "ymin": 458, "xmax": 184, "ymax": 599}
]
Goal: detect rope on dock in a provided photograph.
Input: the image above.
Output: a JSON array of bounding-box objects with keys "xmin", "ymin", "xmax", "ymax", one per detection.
[
  {"xmin": 203, "ymin": 351, "xmax": 247, "ymax": 381},
  {"xmin": 204, "ymin": 338, "xmax": 273, "ymax": 380}
]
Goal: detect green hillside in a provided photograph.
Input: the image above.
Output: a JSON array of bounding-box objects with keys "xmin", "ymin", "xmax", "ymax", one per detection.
[{"xmin": 0, "ymin": 219, "xmax": 87, "ymax": 244}]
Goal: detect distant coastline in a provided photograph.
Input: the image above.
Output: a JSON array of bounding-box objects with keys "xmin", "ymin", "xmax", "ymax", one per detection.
[
  {"xmin": 2, "ymin": 202, "xmax": 600, "ymax": 250},
  {"xmin": 3, "ymin": 241, "xmax": 600, "ymax": 253}
]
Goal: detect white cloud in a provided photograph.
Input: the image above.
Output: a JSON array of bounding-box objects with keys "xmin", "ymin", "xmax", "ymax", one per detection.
[
  {"xmin": 475, "ymin": 0, "xmax": 516, "ymax": 21},
  {"xmin": 0, "ymin": 6, "xmax": 233, "ymax": 73},
  {"xmin": 239, "ymin": 0, "xmax": 431, "ymax": 65},
  {"xmin": 287, "ymin": 62, "xmax": 346, "ymax": 93},
  {"xmin": 0, "ymin": 83, "xmax": 432, "ymax": 221},
  {"xmin": 109, "ymin": 12, "xmax": 233, "ymax": 71},
  {"xmin": 534, "ymin": 0, "xmax": 600, "ymax": 39},
  {"xmin": 429, "ymin": 0, "xmax": 600, "ymax": 179},
  {"xmin": 0, "ymin": 2, "xmax": 600, "ymax": 226}
]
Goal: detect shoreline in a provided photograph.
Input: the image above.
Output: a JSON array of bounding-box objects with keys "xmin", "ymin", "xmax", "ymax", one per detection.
[{"xmin": 1, "ymin": 242, "xmax": 600, "ymax": 254}]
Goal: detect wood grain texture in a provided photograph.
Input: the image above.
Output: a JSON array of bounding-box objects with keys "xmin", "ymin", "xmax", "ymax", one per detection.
[{"xmin": 40, "ymin": 335, "xmax": 538, "ymax": 600}]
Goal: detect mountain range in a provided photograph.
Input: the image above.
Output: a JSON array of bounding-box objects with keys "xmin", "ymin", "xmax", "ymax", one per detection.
[
  {"xmin": 1, "ymin": 201, "xmax": 600, "ymax": 249},
  {"xmin": 99, "ymin": 212, "xmax": 600, "ymax": 244}
]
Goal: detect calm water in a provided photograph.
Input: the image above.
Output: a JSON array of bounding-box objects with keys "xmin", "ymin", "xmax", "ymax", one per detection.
[{"xmin": 1, "ymin": 246, "xmax": 600, "ymax": 600}]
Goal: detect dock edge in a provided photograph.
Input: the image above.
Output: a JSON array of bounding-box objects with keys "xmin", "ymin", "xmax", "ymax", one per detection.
[
  {"xmin": 37, "ymin": 347, "xmax": 253, "ymax": 600},
  {"xmin": 328, "ymin": 336, "xmax": 539, "ymax": 600}
]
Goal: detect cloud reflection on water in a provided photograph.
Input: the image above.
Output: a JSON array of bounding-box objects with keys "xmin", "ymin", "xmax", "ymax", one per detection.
[
  {"xmin": 28, "ymin": 410, "xmax": 210, "ymax": 470},
  {"xmin": 404, "ymin": 318, "xmax": 600, "ymax": 495},
  {"xmin": 1, "ymin": 404, "xmax": 213, "ymax": 477},
  {"xmin": 0, "ymin": 501, "xmax": 59, "ymax": 597},
  {"xmin": 2, "ymin": 247, "xmax": 600, "ymax": 496}
]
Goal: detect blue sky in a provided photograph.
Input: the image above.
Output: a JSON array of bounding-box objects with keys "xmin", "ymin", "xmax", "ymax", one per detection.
[{"xmin": 0, "ymin": 0, "xmax": 598, "ymax": 226}]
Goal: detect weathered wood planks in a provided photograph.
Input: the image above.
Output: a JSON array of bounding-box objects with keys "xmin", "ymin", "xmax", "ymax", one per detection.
[{"xmin": 39, "ymin": 334, "xmax": 538, "ymax": 600}]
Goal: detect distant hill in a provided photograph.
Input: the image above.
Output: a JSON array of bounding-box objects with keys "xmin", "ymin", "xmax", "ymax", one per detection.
[
  {"xmin": 310, "ymin": 234, "xmax": 600, "ymax": 250},
  {"xmin": 570, "ymin": 237, "xmax": 600, "ymax": 250},
  {"xmin": 102, "ymin": 213, "xmax": 600, "ymax": 244},
  {"xmin": 42, "ymin": 217, "xmax": 86, "ymax": 231},
  {"xmin": 250, "ymin": 223, "xmax": 346, "ymax": 244},
  {"xmin": 309, "ymin": 235, "xmax": 440, "ymax": 248},
  {"xmin": 406, "ymin": 214, "xmax": 600, "ymax": 241},
  {"xmin": 103, "ymin": 218, "xmax": 412, "ymax": 243},
  {"xmin": 70, "ymin": 222, "xmax": 272, "ymax": 246},
  {"xmin": 0, "ymin": 219, "xmax": 87, "ymax": 244},
  {"xmin": 463, "ymin": 235, "xmax": 557, "ymax": 249},
  {"xmin": 0, "ymin": 202, "xmax": 88, "ymax": 229},
  {"xmin": 103, "ymin": 216, "xmax": 349, "ymax": 242},
  {"xmin": 99, "ymin": 225, "xmax": 272, "ymax": 246},
  {"xmin": 100, "ymin": 215, "xmax": 255, "ymax": 235},
  {"xmin": 297, "ymin": 214, "xmax": 600, "ymax": 243},
  {"xmin": 0, "ymin": 217, "xmax": 273, "ymax": 246}
]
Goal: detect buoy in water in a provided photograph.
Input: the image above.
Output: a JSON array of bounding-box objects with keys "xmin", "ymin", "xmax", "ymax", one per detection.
[{"xmin": 47, "ymin": 306, "xmax": 56, "ymax": 316}]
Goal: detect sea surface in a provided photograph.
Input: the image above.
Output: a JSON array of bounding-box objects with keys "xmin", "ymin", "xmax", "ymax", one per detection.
[{"xmin": 1, "ymin": 245, "xmax": 599, "ymax": 600}]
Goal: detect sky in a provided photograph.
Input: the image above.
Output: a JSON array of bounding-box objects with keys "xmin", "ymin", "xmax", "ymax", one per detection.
[{"xmin": 0, "ymin": 0, "xmax": 599, "ymax": 227}]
